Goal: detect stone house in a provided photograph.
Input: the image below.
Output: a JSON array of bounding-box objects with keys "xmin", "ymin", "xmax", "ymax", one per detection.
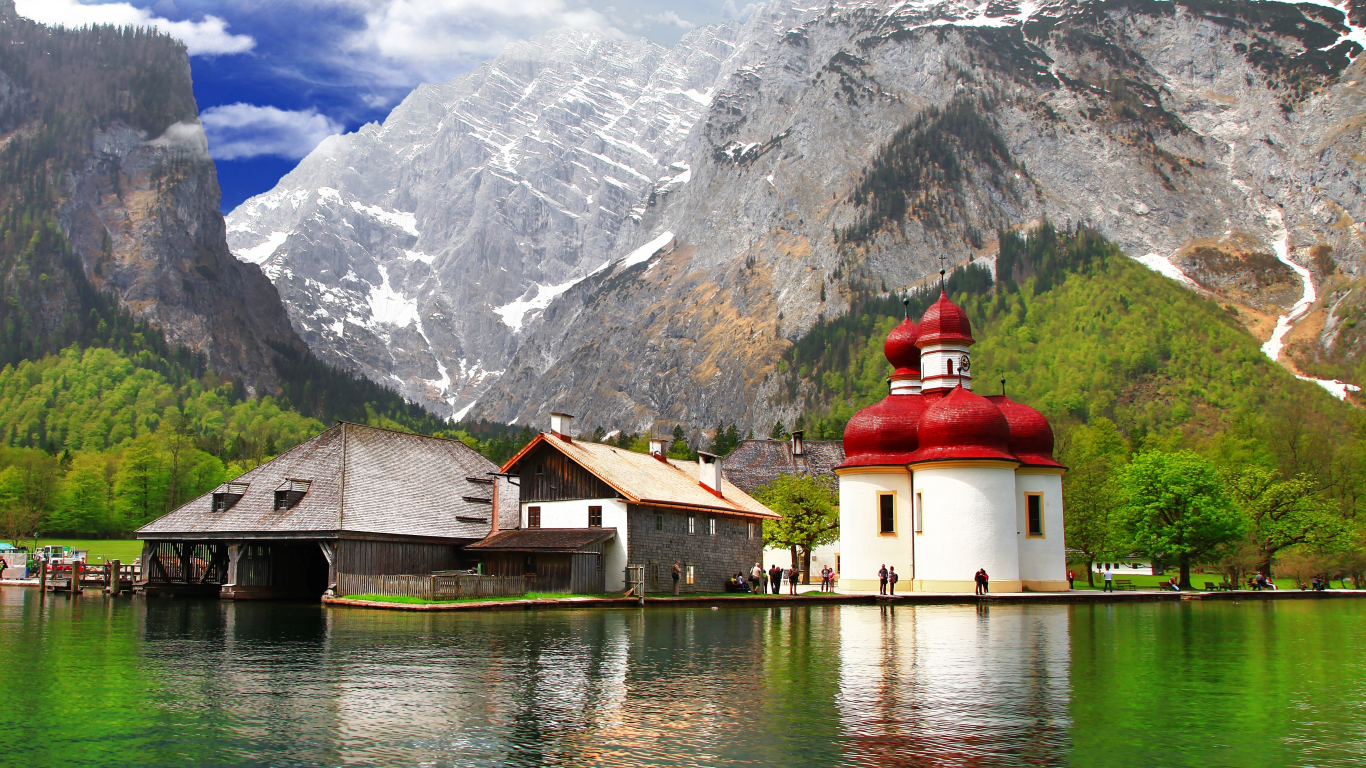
[{"xmin": 479, "ymin": 414, "xmax": 779, "ymax": 593}]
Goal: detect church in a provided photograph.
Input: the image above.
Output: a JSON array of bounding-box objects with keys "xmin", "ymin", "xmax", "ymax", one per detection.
[{"xmin": 836, "ymin": 287, "xmax": 1068, "ymax": 593}]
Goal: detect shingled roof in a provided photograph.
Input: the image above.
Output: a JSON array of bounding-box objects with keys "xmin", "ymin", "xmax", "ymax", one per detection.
[
  {"xmin": 502, "ymin": 435, "xmax": 779, "ymax": 519},
  {"xmin": 723, "ymin": 439, "xmax": 845, "ymax": 494},
  {"xmin": 468, "ymin": 528, "xmax": 617, "ymax": 552},
  {"xmin": 139, "ymin": 423, "xmax": 512, "ymax": 540}
]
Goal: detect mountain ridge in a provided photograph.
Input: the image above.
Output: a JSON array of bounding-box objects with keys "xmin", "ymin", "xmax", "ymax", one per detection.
[{"xmin": 231, "ymin": 0, "xmax": 1366, "ymax": 433}]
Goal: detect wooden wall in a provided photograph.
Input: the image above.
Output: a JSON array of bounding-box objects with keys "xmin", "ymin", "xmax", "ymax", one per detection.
[
  {"xmin": 478, "ymin": 542, "xmax": 606, "ymax": 593},
  {"xmin": 338, "ymin": 539, "xmax": 458, "ymax": 575},
  {"xmin": 517, "ymin": 443, "xmax": 615, "ymax": 503}
]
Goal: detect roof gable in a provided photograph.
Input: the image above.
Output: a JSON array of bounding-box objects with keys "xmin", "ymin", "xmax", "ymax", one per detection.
[{"xmin": 504, "ymin": 434, "xmax": 779, "ymax": 518}]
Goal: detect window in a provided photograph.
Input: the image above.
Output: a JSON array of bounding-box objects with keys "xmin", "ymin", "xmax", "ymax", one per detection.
[
  {"xmin": 914, "ymin": 492, "xmax": 924, "ymax": 533},
  {"xmin": 836, "ymin": 554, "xmax": 841, "ymax": 574},
  {"xmin": 688, "ymin": 514, "xmax": 696, "ymax": 535},
  {"xmin": 535, "ymin": 463, "xmax": 544, "ymax": 476},
  {"xmin": 528, "ymin": 506, "xmax": 541, "ymax": 528},
  {"xmin": 1026, "ymin": 494, "xmax": 1043, "ymax": 537},
  {"xmin": 589, "ymin": 505, "xmax": 602, "ymax": 527},
  {"xmin": 273, "ymin": 491, "xmax": 289, "ymax": 511},
  {"xmin": 523, "ymin": 555, "xmax": 537, "ymax": 575},
  {"xmin": 947, "ymin": 358, "xmax": 954, "ymax": 376},
  {"xmin": 686, "ymin": 565, "xmax": 695, "ymax": 585},
  {"xmin": 878, "ymin": 493, "xmax": 895, "ymax": 534},
  {"xmin": 747, "ymin": 522, "xmax": 754, "ymax": 540},
  {"xmin": 709, "ymin": 518, "xmax": 716, "ymax": 536},
  {"xmin": 655, "ymin": 514, "xmax": 663, "ymax": 531}
]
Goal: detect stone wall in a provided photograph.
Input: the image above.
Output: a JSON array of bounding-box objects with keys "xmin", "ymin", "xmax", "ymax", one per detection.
[{"xmin": 626, "ymin": 504, "xmax": 763, "ymax": 594}]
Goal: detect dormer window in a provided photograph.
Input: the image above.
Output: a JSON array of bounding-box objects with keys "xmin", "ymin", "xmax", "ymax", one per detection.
[
  {"xmin": 273, "ymin": 479, "xmax": 311, "ymax": 511},
  {"xmin": 211, "ymin": 482, "xmax": 249, "ymax": 513}
]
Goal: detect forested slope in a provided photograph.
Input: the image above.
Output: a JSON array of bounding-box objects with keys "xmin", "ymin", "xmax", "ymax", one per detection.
[{"xmin": 778, "ymin": 223, "xmax": 1361, "ymax": 460}]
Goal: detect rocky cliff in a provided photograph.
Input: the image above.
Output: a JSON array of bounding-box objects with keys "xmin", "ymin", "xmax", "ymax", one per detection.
[
  {"xmin": 0, "ymin": 2, "xmax": 307, "ymax": 392},
  {"xmin": 231, "ymin": 0, "xmax": 1366, "ymax": 431}
]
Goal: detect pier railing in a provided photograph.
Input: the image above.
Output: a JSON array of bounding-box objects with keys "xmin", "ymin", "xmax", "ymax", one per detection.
[{"xmin": 337, "ymin": 572, "xmax": 528, "ymax": 600}]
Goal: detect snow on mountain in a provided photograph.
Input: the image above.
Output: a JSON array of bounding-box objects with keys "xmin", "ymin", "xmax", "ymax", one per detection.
[{"xmin": 226, "ymin": 26, "xmax": 743, "ymax": 416}]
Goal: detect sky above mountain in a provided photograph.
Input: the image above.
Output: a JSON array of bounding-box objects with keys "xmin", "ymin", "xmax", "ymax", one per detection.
[{"xmin": 16, "ymin": 0, "xmax": 756, "ymax": 211}]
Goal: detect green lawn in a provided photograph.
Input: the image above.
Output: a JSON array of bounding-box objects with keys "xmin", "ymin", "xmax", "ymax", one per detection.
[
  {"xmin": 342, "ymin": 592, "xmax": 624, "ymax": 605},
  {"xmin": 26, "ymin": 539, "xmax": 142, "ymax": 564},
  {"xmin": 1067, "ymin": 572, "xmax": 1342, "ymax": 591}
]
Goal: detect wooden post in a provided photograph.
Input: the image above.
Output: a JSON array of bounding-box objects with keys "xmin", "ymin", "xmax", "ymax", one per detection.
[
  {"xmin": 38, "ymin": 558, "xmax": 47, "ymax": 600},
  {"xmin": 71, "ymin": 560, "xmax": 81, "ymax": 595},
  {"xmin": 109, "ymin": 559, "xmax": 121, "ymax": 596}
]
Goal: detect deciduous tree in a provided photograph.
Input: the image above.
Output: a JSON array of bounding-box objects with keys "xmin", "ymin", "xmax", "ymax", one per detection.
[
  {"xmin": 1225, "ymin": 466, "xmax": 1349, "ymax": 575},
  {"xmin": 754, "ymin": 474, "xmax": 838, "ymax": 584},
  {"xmin": 1117, "ymin": 450, "xmax": 1244, "ymax": 589}
]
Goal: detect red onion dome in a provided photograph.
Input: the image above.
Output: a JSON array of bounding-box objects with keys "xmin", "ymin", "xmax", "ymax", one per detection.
[
  {"xmin": 838, "ymin": 394, "xmax": 930, "ymax": 469},
  {"xmin": 884, "ymin": 317, "xmax": 921, "ymax": 376},
  {"xmin": 987, "ymin": 396, "xmax": 1062, "ymax": 467},
  {"xmin": 916, "ymin": 290, "xmax": 975, "ymax": 346},
  {"xmin": 905, "ymin": 386, "xmax": 1016, "ymax": 464}
]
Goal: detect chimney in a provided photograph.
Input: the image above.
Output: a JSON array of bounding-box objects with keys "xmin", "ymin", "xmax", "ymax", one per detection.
[
  {"xmin": 550, "ymin": 412, "xmax": 574, "ymax": 441},
  {"xmin": 698, "ymin": 451, "xmax": 723, "ymax": 497},
  {"xmin": 649, "ymin": 437, "xmax": 667, "ymax": 460},
  {"xmin": 791, "ymin": 430, "xmax": 805, "ymax": 457}
]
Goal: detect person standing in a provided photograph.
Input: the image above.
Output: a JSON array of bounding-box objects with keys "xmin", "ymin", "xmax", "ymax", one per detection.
[
  {"xmin": 672, "ymin": 561, "xmax": 682, "ymax": 596},
  {"xmin": 981, "ymin": 568, "xmax": 989, "ymax": 594},
  {"xmin": 1102, "ymin": 566, "xmax": 1113, "ymax": 593},
  {"xmin": 878, "ymin": 564, "xmax": 889, "ymax": 595},
  {"xmin": 1067, "ymin": 569, "xmax": 1075, "ymax": 590},
  {"xmin": 888, "ymin": 566, "xmax": 899, "ymax": 595},
  {"xmin": 750, "ymin": 563, "xmax": 763, "ymax": 595},
  {"xmin": 769, "ymin": 564, "xmax": 782, "ymax": 594},
  {"xmin": 974, "ymin": 569, "xmax": 985, "ymax": 596}
]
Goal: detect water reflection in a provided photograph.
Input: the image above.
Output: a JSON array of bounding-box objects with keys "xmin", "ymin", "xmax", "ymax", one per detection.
[
  {"xmin": 837, "ymin": 603, "xmax": 1070, "ymax": 766},
  {"xmin": 3, "ymin": 589, "xmax": 1366, "ymax": 767}
]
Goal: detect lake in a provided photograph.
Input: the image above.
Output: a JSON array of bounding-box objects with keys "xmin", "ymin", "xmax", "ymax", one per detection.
[{"xmin": 1, "ymin": 588, "xmax": 1363, "ymax": 766}]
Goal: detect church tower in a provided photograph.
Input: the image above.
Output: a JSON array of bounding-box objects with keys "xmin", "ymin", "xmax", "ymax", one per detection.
[{"xmin": 916, "ymin": 290, "xmax": 974, "ymax": 393}]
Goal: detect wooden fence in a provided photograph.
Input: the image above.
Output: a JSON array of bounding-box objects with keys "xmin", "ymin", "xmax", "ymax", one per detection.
[{"xmin": 337, "ymin": 572, "xmax": 528, "ymax": 600}]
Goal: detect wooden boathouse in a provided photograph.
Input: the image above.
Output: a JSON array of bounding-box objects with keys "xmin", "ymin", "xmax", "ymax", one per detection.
[{"xmin": 136, "ymin": 423, "xmax": 515, "ymax": 599}]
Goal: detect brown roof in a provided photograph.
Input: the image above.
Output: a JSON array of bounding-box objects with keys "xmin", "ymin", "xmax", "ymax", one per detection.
[
  {"xmin": 139, "ymin": 423, "xmax": 509, "ymax": 540},
  {"xmin": 723, "ymin": 439, "xmax": 845, "ymax": 494},
  {"xmin": 502, "ymin": 435, "xmax": 779, "ymax": 519},
  {"xmin": 467, "ymin": 528, "xmax": 617, "ymax": 552}
]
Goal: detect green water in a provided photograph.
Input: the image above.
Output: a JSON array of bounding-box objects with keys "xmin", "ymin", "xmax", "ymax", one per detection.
[{"xmin": 1, "ymin": 588, "xmax": 1363, "ymax": 767}]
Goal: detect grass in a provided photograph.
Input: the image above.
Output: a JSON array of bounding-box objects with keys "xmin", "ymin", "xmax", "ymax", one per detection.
[
  {"xmin": 342, "ymin": 592, "xmax": 624, "ymax": 605},
  {"xmin": 1066, "ymin": 572, "xmax": 1343, "ymax": 591},
  {"xmin": 15, "ymin": 539, "xmax": 143, "ymax": 564}
]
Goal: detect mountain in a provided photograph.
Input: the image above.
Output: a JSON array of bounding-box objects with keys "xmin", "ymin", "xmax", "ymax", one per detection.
[
  {"xmin": 226, "ymin": 26, "xmax": 741, "ymax": 417},
  {"xmin": 232, "ymin": 0, "xmax": 1366, "ymax": 434},
  {"xmin": 0, "ymin": 0, "xmax": 307, "ymax": 392}
]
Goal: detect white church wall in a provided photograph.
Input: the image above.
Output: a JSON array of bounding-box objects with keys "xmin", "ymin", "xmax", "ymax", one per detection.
[
  {"xmin": 911, "ymin": 462, "xmax": 1022, "ymax": 592},
  {"xmin": 1015, "ymin": 470, "xmax": 1068, "ymax": 591},
  {"xmin": 836, "ymin": 469, "xmax": 912, "ymax": 591}
]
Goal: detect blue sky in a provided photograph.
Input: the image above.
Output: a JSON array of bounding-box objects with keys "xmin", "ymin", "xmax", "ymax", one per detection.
[{"xmin": 18, "ymin": 0, "xmax": 757, "ymax": 212}]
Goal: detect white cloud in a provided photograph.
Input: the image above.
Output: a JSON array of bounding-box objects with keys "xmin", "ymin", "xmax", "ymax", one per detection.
[
  {"xmin": 147, "ymin": 119, "xmax": 210, "ymax": 160},
  {"xmin": 14, "ymin": 0, "xmax": 255, "ymax": 56},
  {"xmin": 200, "ymin": 104, "xmax": 345, "ymax": 161},
  {"xmin": 721, "ymin": 1, "xmax": 758, "ymax": 21},
  {"xmin": 344, "ymin": 0, "xmax": 620, "ymax": 66},
  {"xmin": 644, "ymin": 11, "xmax": 695, "ymax": 30}
]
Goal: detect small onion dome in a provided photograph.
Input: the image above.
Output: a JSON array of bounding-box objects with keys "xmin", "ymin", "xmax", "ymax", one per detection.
[
  {"xmin": 905, "ymin": 385, "xmax": 1016, "ymax": 464},
  {"xmin": 987, "ymin": 396, "xmax": 1063, "ymax": 467},
  {"xmin": 916, "ymin": 290, "xmax": 975, "ymax": 347},
  {"xmin": 837, "ymin": 394, "xmax": 930, "ymax": 469},
  {"xmin": 884, "ymin": 317, "xmax": 921, "ymax": 376}
]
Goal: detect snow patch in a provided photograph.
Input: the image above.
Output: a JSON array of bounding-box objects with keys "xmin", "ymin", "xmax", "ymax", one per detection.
[
  {"xmin": 1137, "ymin": 253, "xmax": 1197, "ymax": 287},
  {"xmin": 234, "ymin": 231, "xmax": 289, "ymax": 264},
  {"xmin": 404, "ymin": 249, "xmax": 435, "ymax": 264},
  {"xmin": 453, "ymin": 401, "xmax": 477, "ymax": 421},
  {"xmin": 1260, "ymin": 212, "xmax": 1315, "ymax": 363},
  {"xmin": 493, "ymin": 277, "xmax": 581, "ymax": 332},
  {"xmin": 1298, "ymin": 375, "xmax": 1362, "ymax": 400},
  {"xmin": 616, "ymin": 230, "xmax": 675, "ymax": 271},
  {"xmin": 367, "ymin": 265, "xmax": 420, "ymax": 328},
  {"xmin": 349, "ymin": 201, "xmax": 420, "ymax": 237}
]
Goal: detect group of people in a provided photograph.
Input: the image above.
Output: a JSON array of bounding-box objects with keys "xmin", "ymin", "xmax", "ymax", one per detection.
[{"xmin": 877, "ymin": 564, "xmax": 900, "ymax": 595}]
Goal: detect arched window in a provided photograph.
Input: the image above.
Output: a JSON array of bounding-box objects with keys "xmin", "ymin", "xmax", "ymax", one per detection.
[{"xmin": 946, "ymin": 358, "xmax": 954, "ymax": 376}]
